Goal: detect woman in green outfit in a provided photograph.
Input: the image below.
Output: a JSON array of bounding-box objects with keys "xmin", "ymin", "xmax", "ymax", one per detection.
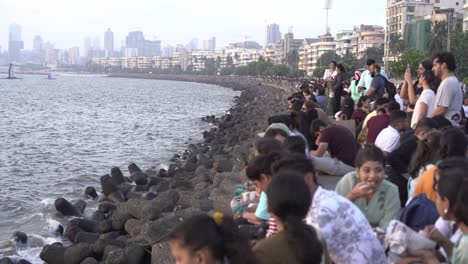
[
  {"xmin": 335, "ymin": 145, "xmax": 401, "ymax": 229},
  {"xmin": 350, "ymin": 70, "xmax": 364, "ymax": 104}
]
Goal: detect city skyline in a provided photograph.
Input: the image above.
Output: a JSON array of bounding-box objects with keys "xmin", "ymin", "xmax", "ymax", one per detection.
[{"xmin": 0, "ymin": 0, "xmax": 386, "ymax": 51}]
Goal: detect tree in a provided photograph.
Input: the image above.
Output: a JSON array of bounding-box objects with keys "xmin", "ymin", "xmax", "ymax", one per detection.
[
  {"xmin": 389, "ymin": 33, "xmax": 404, "ymax": 60},
  {"xmin": 313, "ymin": 66, "xmax": 327, "ymax": 79},
  {"xmin": 286, "ymin": 50, "xmax": 300, "ymax": 70},
  {"xmin": 202, "ymin": 58, "xmax": 217, "ymax": 75},
  {"xmin": 428, "ymin": 21, "xmax": 448, "ymax": 56},
  {"xmin": 234, "ymin": 52, "xmax": 240, "ymax": 63},
  {"xmin": 340, "ymin": 53, "xmax": 361, "ymax": 80},
  {"xmin": 361, "ymin": 47, "xmax": 384, "ymax": 65},
  {"xmin": 450, "ymin": 31, "xmax": 468, "ymax": 79},
  {"xmin": 226, "ymin": 55, "xmax": 233, "ymax": 67},
  {"xmin": 318, "ymin": 51, "xmax": 340, "ymax": 68},
  {"xmin": 389, "ymin": 48, "xmax": 427, "ymax": 78},
  {"xmin": 216, "ymin": 56, "xmax": 222, "ymax": 70}
]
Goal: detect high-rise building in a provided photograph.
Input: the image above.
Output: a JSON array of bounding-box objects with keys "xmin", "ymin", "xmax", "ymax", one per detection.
[
  {"xmin": 335, "ymin": 30, "xmax": 354, "ymax": 57},
  {"xmin": 162, "ymin": 45, "xmax": 174, "ymax": 57},
  {"xmin": 8, "ymin": 23, "xmax": 24, "ymax": 62},
  {"xmin": 464, "ymin": 3, "xmax": 468, "ymax": 31},
  {"xmin": 33, "ymin": 35, "xmax": 43, "ymax": 52},
  {"xmin": 266, "ymin": 24, "xmax": 281, "ymax": 46},
  {"xmin": 298, "ymin": 34, "xmax": 336, "ymax": 76},
  {"xmin": 69, "ymin": 47, "xmax": 80, "ymax": 65},
  {"xmin": 104, "ymin": 28, "xmax": 114, "ymax": 57},
  {"xmin": 203, "ymin": 37, "xmax": 216, "ymax": 51},
  {"xmin": 125, "ymin": 31, "xmax": 161, "ymax": 56},
  {"xmin": 384, "ymin": 0, "xmax": 462, "ymax": 62},
  {"xmin": 351, "ymin": 25, "xmax": 385, "ymax": 59}
]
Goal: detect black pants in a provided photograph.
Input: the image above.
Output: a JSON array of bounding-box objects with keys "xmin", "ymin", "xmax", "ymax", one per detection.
[
  {"xmin": 386, "ymin": 165, "xmax": 408, "ymax": 207},
  {"xmin": 333, "ymin": 95, "xmax": 341, "ymax": 115}
]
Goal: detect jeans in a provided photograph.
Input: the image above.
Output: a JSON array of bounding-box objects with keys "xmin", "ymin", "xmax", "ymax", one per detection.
[{"xmin": 310, "ymin": 156, "xmax": 355, "ymax": 176}]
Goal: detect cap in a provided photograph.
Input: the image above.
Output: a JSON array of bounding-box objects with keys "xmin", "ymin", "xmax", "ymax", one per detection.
[{"xmin": 258, "ymin": 123, "xmax": 292, "ymax": 138}]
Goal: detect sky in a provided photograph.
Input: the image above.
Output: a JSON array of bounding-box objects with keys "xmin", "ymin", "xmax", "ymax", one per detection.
[{"xmin": 0, "ymin": 0, "xmax": 386, "ymax": 52}]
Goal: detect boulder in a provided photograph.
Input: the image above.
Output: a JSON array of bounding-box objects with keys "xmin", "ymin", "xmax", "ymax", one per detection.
[
  {"xmin": 151, "ymin": 242, "xmax": 174, "ymax": 264},
  {"xmin": 80, "ymin": 257, "xmax": 99, "ymax": 264},
  {"xmin": 110, "ymin": 209, "xmax": 131, "ymax": 231},
  {"xmin": 105, "ymin": 244, "xmax": 145, "ymax": 264},
  {"xmin": 75, "ymin": 232, "xmax": 100, "ymax": 244},
  {"xmin": 64, "ymin": 243, "xmax": 93, "ymax": 264},
  {"xmin": 128, "ymin": 163, "xmax": 143, "ymax": 176},
  {"xmin": 110, "ymin": 167, "xmax": 126, "ymax": 185},
  {"xmin": 85, "ymin": 187, "xmax": 98, "ymax": 199},
  {"xmin": 55, "ymin": 198, "xmax": 82, "ymax": 217},
  {"xmin": 214, "ymin": 159, "xmax": 233, "ymax": 173},
  {"xmin": 131, "ymin": 172, "xmax": 148, "ymax": 186},
  {"xmin": 98, "ymin": 201, "xmax": 117, "ymax": 214},
  {"xmin": 73, "ymin": 199, "xmax": 87, "ymax": 214},
  {"xmin": 17, "ymin": 260, "xmax": 32, "ymax": 264},
  {"xmin": 40, "ymin": 244, "xmax": 66, "ymax": 264},
  {"xmin": 0, "ymin": 258, "xmax": 14, "ymax": 264}
]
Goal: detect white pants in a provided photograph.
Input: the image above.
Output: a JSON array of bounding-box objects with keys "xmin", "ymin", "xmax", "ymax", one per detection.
[{"xmin": 310, "ymin": 156, "xmax": 355, "ymax": 176}]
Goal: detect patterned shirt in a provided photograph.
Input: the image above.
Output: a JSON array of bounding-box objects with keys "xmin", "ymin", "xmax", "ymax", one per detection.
[{"xmin": 306, "ymin": 187, "xmax": 388, "ymax": 264}]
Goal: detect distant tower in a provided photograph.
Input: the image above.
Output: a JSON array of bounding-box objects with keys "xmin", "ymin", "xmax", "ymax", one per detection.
[
  {"xmin": 266, "ymin": 23, "xmax": 281, "ymax": 46},
  {"xmin": 104, "ymin": 28, "xmax": 114, "ymax": 57},
  {"xmin": 33, "ymin": 35, "xmax": 43, "ymax": 53},
  {"xmin": 8, "ymin": 23, "xmax": 24, "ymax": 63},
  {"xmin": 324, "ymin": 0, "xmax": 333, "ymax": 35}
]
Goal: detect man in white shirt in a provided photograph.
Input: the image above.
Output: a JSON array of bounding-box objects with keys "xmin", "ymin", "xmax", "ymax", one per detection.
[
  {"xmin": 323, "ymin": 61, "xmax": 337, "ymax": 81},
  {"xmin": 375, "ymin": 110, "xmax": 407, "ymax": 155},
  {"xmin": 431, "ymin": 52, "xmax": 463, "ymax": 127},
  {"xmin": 272, "ymin": 156, "xmax": 387, "ymax": 264}
]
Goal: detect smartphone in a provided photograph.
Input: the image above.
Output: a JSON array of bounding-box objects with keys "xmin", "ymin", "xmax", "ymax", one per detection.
[{"xmin": 406, "ymin": 63, "xmax": 410, "ymax": 70}]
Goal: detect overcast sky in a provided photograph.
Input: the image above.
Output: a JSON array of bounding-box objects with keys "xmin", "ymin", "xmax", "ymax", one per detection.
[{"xmin": 0, "ymin": 0, "xmax": 386, "ymax": 51}]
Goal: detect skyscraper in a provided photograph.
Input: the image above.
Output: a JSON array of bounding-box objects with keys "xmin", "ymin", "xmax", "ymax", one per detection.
[
  {"xmin": 203, "ymin": 37, "xmax": 216, "ymax": 51},
  {"xmin": 125, "ymin": 31, "xmax": 161, "ymax": 56},
  {"xmin": 266, "ymin": 24, "xmax": 281, "ymax": 46},
  {"xmin": 104, "ymin": 28, "xmax": 114, "ymax": 57},
  {"xmin": 8, "ymin": 23, "xmax": 24, "ymax": 62},
  {"xmin": 33, "ymin": 35, "xmax": 43, "ymax": 53},
  {"xmin": 69, "ymin": 47, "xmax": 80, "ymax": 65}
]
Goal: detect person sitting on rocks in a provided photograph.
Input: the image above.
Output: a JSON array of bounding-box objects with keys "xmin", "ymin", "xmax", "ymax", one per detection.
[
  {"xmin": 238, "ymin": 153, "xmax": 283, "ymax": 229},
  {"xmin": 271, "ymin": 155, "xmax": 387, "ymax": 264},
  {"xmin": 351, "ymin": 95, "xmax": 370, "ymax": 134},
  {"xmin": 335, "ymin": 145, "xmax": 401, "ymax": 229},
  {"xmin": 283, "ymin": 136, "xmax": 308, "ymax": 157},
  {"xmin": 258, "ymin": 123, "xmax": 291, "ymax": 143},
  {"xmin": 309, "ymin": 119, "xmax": 357, "ymax": 176},
  {"xmin": 366, "ymin": 101, "xmax": 402, "ymax": 145},
  {"xmin": 374, "ymin": 110, "xmax": 408, "ymax": 156},
  {"xmin": 169, "ymin": 213, "xmax": 257, "ymax": 264},
  {"xmin": 357, "ymin": 97, "xmax": 390, "ymax": 145},
  {"xmin": 253, "ymin": 171, "xmax": 323, "ymax": 264}
]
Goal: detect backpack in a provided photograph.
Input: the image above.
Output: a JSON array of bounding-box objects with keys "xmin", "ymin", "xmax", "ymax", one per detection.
[
  {"xmin": 375, "ymin": 75, "xmax": 397, "ymax": 99},
  {"xmin": 400, "ymin": 193, "xmax": 439, "ymax": 232}
]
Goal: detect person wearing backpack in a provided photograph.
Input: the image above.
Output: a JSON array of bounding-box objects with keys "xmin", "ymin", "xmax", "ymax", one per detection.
[{"xmin": 365, "ymin": 64, "xmax": 386, "ymax": 102}]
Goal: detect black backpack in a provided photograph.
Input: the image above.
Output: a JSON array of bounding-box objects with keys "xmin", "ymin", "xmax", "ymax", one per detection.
[{"xmin": 375, "ymin": 75, "xmax": 397, "ymax": 99}]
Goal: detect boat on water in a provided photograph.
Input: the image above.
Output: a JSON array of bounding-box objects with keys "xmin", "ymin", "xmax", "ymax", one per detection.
[{"xmin": 3, "ymin": 64, "xmax": 22, "ymax": 79}]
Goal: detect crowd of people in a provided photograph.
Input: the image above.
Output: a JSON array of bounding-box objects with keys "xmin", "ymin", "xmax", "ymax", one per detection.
[{"xmin": 168, "ymin": 51, "xmax": 468, "ymax": 264}]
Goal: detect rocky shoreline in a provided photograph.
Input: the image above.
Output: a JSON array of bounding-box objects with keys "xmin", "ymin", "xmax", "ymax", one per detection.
[{"xmin": 1, "ymin": 75, "xmax": 291, "ymax": 264}]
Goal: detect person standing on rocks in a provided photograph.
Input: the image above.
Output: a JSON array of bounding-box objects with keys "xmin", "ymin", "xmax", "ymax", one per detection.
[{"xmin": 169, "ymin": 213, "xmax": 257, "ymax": 264}]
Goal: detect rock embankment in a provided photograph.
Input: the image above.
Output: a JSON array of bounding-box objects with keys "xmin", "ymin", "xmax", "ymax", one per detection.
[{"xmin": 2, "ymin": 75, "xmax": 291, "ymax": 264}]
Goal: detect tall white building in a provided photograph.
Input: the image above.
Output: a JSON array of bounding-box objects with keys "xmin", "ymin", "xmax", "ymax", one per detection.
[
  {"xmin": 335, "ymin": 30, "xmax": 353, "ymax": 57},
  {"xmin": 298, "ymin": 34, "xmax": 336, "ymax": 77},
  {"xmin": 104, "ymin": 28, "xmax": 114, "ymax": 57},
  {"xmin": 69, "ymin": 47, "xmax": 80, "ymax": 65},
  {"xmin": 266, "ymin": 23, "xmax": 281, "ymax": 46},
  {"xmin": 203, "ymin": 37, "xmax": 216, "ymax": 51},
  {"xmin": 352, "ymin": 25, "xmax": 385, "ymax": 59},
  {"xmin": 463, "ymin": 3, "xmax": 468, "ymax": 31}
]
